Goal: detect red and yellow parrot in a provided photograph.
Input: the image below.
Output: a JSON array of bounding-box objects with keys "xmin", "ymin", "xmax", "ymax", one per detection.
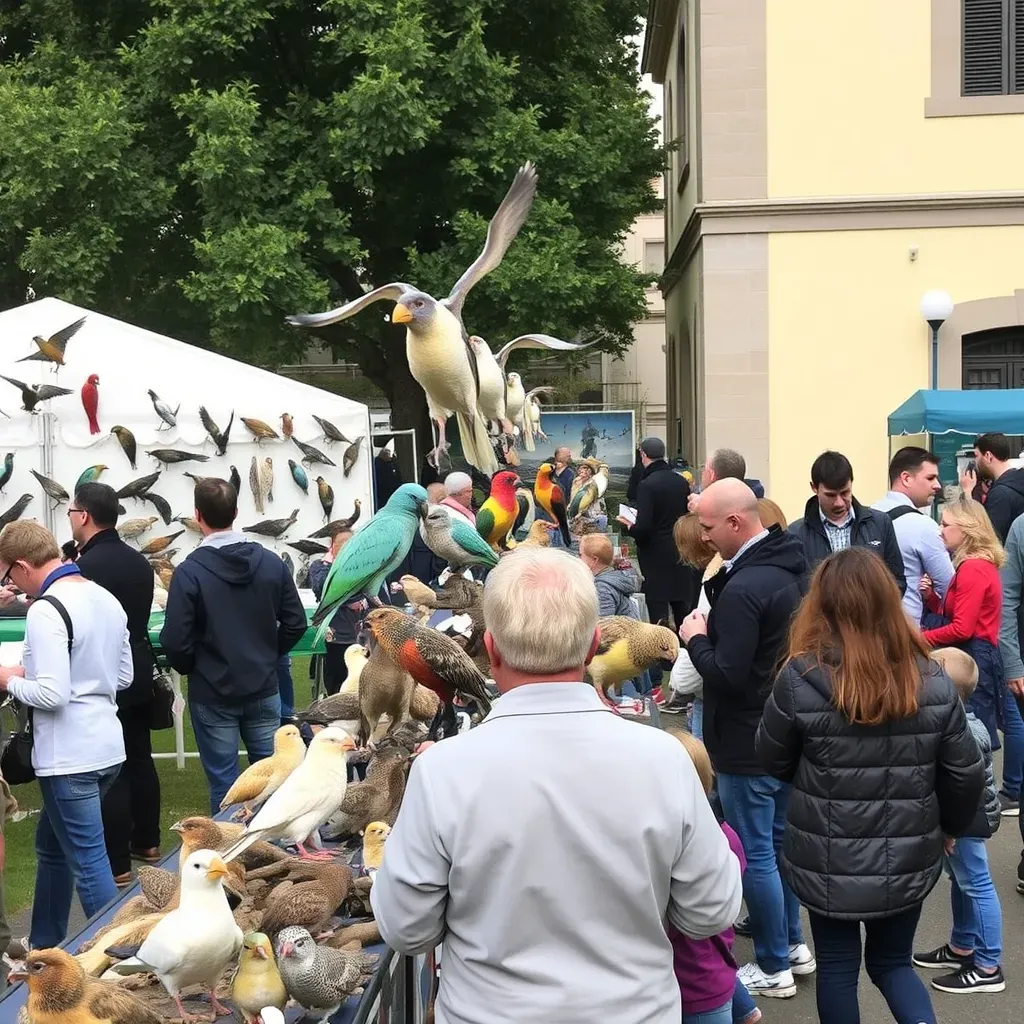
[
  {"xmin": 476, "ymin": 470, "xmax": 520, "ymax": 550},
  {"xmin": 534, "ymin": 462, "xmax": 570, "ymax": 545}
]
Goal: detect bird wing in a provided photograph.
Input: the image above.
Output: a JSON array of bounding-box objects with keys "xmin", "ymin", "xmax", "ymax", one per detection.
[
  {"xmin": 413, "ymin": 630, "xmax": 491, "ymax": 705},
  {"xmin": 87, "ymin": 982, "xmax": 164, "ymax": 1024},
  {"xmin": 141, "ymin": 491, "xmax": 173, "ymax": 524},
  {"xmin": 35, "ymin": 385, "xmax": 73, "ymax": 400},
  {"xmin": 0, "ymin": 375, "xmax": 28, "ymax": 392},
  {"xmin": 449, "ymin": 518, "xmax": 499, "ymax": 566},
  {"xmin": 220, "ymin": 759, "xmax": 278, "ymax": 808},
  {"xmin": 445, "ymin": 163, "xmax": 538, "ymax": 318},
  {"xmin": 568, "ymin": 480, "xmax": 597, "ymax": 518},
  {"xmin": 286, "ymin": 283, "xmax": 413, "ymax": 328},
  {"xmin": 475, "ymin": 504, "xmax": 497, "ymax": 543},
  {"xmin": 48, "ymin": 316, "xmax": 87, "ymax": 352},
  {"xmin": 524, "ymin": 385, "xmax": 556, "ymax": 403},
  {"xmin": 494, "ymin": 334, "xmax": 594, "ymax": 370},
  {"xmin": 595, "ymin": 617, "xmax": 633, "ymax": 656}
]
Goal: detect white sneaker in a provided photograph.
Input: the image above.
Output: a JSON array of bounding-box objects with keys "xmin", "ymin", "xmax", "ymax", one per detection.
[
  {"xmin": 737, "ymin": 961, "xmax": 797, "ymax": 998},
  {"xmin": 788, "ymin": 942, "xmax": 817, "ymax": 975}
]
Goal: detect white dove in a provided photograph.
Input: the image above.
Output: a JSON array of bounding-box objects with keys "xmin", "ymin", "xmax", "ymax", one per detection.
[
  {"xmin": 106, "ymin": 848, "xmax": 242, "ymax": 1023},
  {"xmin": 221, "ymin": 727, "xmax": 356, "ymax": 864}
]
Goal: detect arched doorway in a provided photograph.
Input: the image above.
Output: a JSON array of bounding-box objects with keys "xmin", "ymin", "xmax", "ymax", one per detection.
[{"xmin": 962, "ymin": 326, "xmax": 1024, "ymax": 390}]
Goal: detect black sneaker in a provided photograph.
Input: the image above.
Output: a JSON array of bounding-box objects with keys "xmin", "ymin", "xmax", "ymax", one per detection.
[
  {"xmin": 661, "ymin": 695, "xmax": 689, "ymax": 715},
  {"xmin": 913, "ymin": 944, "xmax": 974, "ymax": 970},
  {"xmin": 734, "ymin": 916, "xmax": 753, "ymax": 938},
  {"xmin": 999, "ymin": 791, "xmax": 1020, "ymax": 816},
  {"xmin": 931, "ymin": 965, "xmax": 1005, "ymax": 994}
]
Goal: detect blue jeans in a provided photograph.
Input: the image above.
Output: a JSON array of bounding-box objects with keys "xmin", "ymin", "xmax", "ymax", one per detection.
[
  {"xmin": 684, "ymin": 1001, "xmax": 731, "ymax": 1024},
  {"xmin": 808, "ymin": 904, "xmax": 935, "ymax": 1024},
  {"xmin": 945, "ymin": 838, "xmax": 1002, "ymax": 970},
  {"xmin": 31, "ymin": 766, "xmax": 121, "ymax": 949},
  {"xmin": 190, "ymin": 693, "xmax": 282, "ymax": 813},
  {"xmin": 717, "ymin": 772, "xmax": 802, "ymax": 973},
  {"xmin": 732, "ymin": 976, "xmax": 758, "ymax": 1022},
  {"xmin": 690, "ymin": 697, "xmax": 704, "ymax": 740},
  {"xmin": 1001, "ymin": 684, "xmax": 1024, "ymax": 799},
  {"xmin": 277, "ymin": 655, "xmax": 294, "ymax": 720}
]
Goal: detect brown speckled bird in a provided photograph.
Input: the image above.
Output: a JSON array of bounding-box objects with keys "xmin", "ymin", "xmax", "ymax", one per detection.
[
  {"xmin": 116, "ymin": 516, "xmax": 158, "ymax": 541},
  {"xmin": 312, "ymin": 414, "xmax": 349, "ymax": 445},
  {"xmin": 139, "ymin": 530, "xmax": 183, "ymax": 555},
  {"xmin": 400, "ymin": 573, "xmax": 488, "ymax": 673},
  {"xmin": 364, "ymin": 607, "xmax": 491, "ymax": 739},
  {"xmin": 242, "ymin": 417, "xmax": 279, "ymax": 444},
  {"xmin": 12, "ymin": 946, "xmax": 164, "ymax": 1024},
  {"xmin": 171, "ymin": 816, "xmax": 289, "ymax": 871},
  {"xmin": 280, "ymin": 412, "xmax": 294, "ymax": 439},
  {"xmin": 323, "ymin": 736, "xmax": 413, "ymax": 838},
  {"xmin": 357, "ymin": 638, "xmax": 417, "ymax": 745},
  {"xmin": 220, "ymin": 724, "xmax": 306, "ymax": 820},
  {"xmin": 587, "ymin": 617, "xmax": 680, "ymax": 701},
  {"xmin": 260, "ymin": 861, "xmax": 353, "ymax": 941}
]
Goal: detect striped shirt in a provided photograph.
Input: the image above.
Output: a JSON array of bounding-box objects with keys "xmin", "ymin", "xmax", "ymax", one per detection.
[{"xmin": 819, "ymin": 507, "xmax": 855, "ymax": 552}]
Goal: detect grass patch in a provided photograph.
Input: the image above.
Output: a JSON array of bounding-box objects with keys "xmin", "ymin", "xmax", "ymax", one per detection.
[{"xmin": 3, "ymin": 657, "xmax": 316, "ymax": 916}]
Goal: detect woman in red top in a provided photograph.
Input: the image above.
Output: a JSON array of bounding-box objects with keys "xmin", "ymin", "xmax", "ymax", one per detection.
[{"xmin": 921, "ymin": 497, "xmax": 1005, "ymax": 744}]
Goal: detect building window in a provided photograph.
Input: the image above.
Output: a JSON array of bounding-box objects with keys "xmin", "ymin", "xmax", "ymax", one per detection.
[
  {"xmin": 963, "ymin": 0, "xmax": 1024, "ymax": 95},
  {"xmin": 676, "ymin": 26, "xmax": 690, "ymax": 190},
  {"xmin": 643, "ymin": 240, "xmax": 665, "ymax": 275}
]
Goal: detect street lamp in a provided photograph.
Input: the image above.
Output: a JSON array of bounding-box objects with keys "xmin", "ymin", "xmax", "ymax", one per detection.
[{"xmin": 920, "ymin": 289, "xmax": 954, "ymax": 390}]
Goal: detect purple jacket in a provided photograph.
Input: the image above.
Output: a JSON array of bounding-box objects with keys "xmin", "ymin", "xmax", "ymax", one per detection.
[{"xmin": 669, "ymin": 822, "xmax": 745, "ymax": 1014}]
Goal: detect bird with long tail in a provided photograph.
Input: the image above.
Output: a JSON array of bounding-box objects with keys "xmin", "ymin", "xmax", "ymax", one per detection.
[
  {"xmin": 476, "ymin": 470, "xmax": 520, "ymax": 550},
  {"xmin": 534, "ymin": 462, "xmax": 570, "ymax": 545}
]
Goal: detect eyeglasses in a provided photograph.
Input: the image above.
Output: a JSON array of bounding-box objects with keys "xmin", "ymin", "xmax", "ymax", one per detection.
[
  {"xmin": 0, "ymin": 563, "xmax": 17, "ymax": 588},
  {"xmin": 67, "ymin": 508, "xmax": 85, "ymax": 518}
]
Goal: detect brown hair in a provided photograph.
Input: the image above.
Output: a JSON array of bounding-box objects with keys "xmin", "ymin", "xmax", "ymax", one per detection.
[
  {"xmin": 786, "ymin": 547, "xmax": 931, "ymax": 726},
  {"xmin": 757, "ymin": 498, "xmax": 787, "ymax": 530},
  {"xmin": 931, "ymin": 647, "xmax": 979, "ymax": 701},
  {"xmin": 0, "ymin": 521, "xmax": 60, "ymax": 568},
  {"xmin": 194, "ymin": 478, "xmax": 237, "ymax": 529},
  {"xmin": 579, "ymin": 533, "xmax": 613, "ymax": 567},
  {"xmin": 667, "ymin": 728, "xmax": 714, "ymax": 794},
  {"xmin": 673, "ymin": 513, "xmax": 715, "ymax": 569}
]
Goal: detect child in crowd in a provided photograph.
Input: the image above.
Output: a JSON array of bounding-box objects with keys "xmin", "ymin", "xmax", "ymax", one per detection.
[
  {"xmin": 913, "ymin": 647, "xmax": 1005, "ymax": 994},
  {"xmin": 667, "ymin": 729, "xmax": 761, "ymax": 1024}
]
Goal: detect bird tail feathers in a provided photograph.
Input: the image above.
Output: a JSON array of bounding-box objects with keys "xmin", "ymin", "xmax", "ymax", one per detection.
[
  {"xmin": 221, "ymin": 827, "xmax": 267, "ymax": 864},
  {"xmin": 456, "ymin": 410, "xmax": 498, "ymax": 475},
  {"xmin": 105, "ymin": 955, "xmax": 147, "ymax": 974},
  {"xmin": 522, "ymin": 412, "xmax": 536, "ymax": 452}
]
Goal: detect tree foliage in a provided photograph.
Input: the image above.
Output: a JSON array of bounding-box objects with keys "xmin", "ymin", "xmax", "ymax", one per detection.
[{"xmin": 0, "ymin": 0, "xmax": 660, "ymax": 444}]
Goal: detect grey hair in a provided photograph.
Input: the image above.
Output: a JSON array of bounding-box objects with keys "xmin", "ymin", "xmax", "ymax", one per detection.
[
  {"xmin": 444, "ymin": 471, "xmax": 473, "ymax": 496},
  {"xmin": 709, "ymin": 448, "xmax": 746, "ymax": 481},
  {"xmin": 483, "ymin": 547, "xmax": 598, "ymax": 674}
]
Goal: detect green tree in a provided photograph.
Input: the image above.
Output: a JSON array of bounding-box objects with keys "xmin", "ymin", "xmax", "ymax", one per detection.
[{"xmin": 0, "ymin": 0, "xmax": 660, "ymax": 455}]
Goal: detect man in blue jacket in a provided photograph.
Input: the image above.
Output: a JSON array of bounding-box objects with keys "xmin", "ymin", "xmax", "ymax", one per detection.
[{"xmin": 160, "ymin": 478, "xmax": 307, "ymax": 811}]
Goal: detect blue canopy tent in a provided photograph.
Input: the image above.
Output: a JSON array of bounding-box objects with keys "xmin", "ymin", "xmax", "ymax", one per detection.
[{"xmin": 889, "ymin": 389, "xmax": 1024, "ymax": 436}]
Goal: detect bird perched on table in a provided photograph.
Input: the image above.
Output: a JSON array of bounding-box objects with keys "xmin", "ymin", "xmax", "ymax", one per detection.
[
  {"xmin": 364, "ymin": 607, "xmax": 492, "ymax": 739},
  {"xmin": 260, "ymin": 861, "xmax": 353, "ymax": 941},
  {"xmin": 18, "ymin": 315, "xmax": 86, "ymax": 369},
  {"xmin": 355, "ymin": 640, "xmax": 417, "ymax": 746},
  {"xmin": 312, "ymin": 414, "xmax": 349, "ymax": 445},
  {"xmin": 220, "ymin": 723, "xmax": 306, "ymax": 821},
  {"xmin": 568, "ymin": 462, "xmax": 609, "ymax": 520},
  {"xmin": 288, "ymin": 459, "xmax": 309, "ymax": 496},
  {"xmin": 324, "ymin": 740, "xmax": 411, "ymax": 839},
  {"xmin": 148, "ymin": 448, "xmax": 210, "ymax": 466},
  {"xmin": 0, "ymin": 375, "xmax": 73, "ymax": 413},
  {"xmin": 80, "ymin": 373, "xmax": 101, "ymax": 434},
  {"xmin": 534, "ymin": 462, "xmax": 570, "ymax": 545},
  {"xmin": 288, "ymin": 164, "xmax": 540, "ymax": 474},
  {"xmin": 309, "ymin": 499, "xmax": 361, "ymax": 538},
  {"xmin": 231, "ymin": 932, "xmax": 287, "ymax": 1024},
  {"xmin": 109, "ymin": 425, "xmax": 137, "ymax": 470},
  {"xmin": 250, "ymin": 456, "xmax": 265, "ymax": 514},
  {"xmin": 198, "ymin": 405, "xmax": 233, "ymax": 456},
  {"xmin": 147, "ymin": 390, "xmax": 179, "ymax": 430},
  {"xmin": 170, "ymin": 816, "xmax": 289, "ymax": 871},
  {"xmin": 476, "ymin": 469, "xmax": 520, "ymax": 550},
  {"xmin": 229, "ymin": 465, "xmax": 242, "ymax": 495},
  {"xmin": 520, "ymin": 519, "xmax": 557, "ymax": 547},
  {"xmin": 30, "ymin": 470, "xmax": 68, "ymax": 509},
  {"xmin": 0, "ymin": 453, "xmax": 13, "ymax": 495},
  {"xmin": 116, "ymin": 471, "xmax": 161, "ymax": 502},
  {"xmin": 10, "ymin": 946, "xmax": 164, "ymax": 1024},
  {"xmin": 339, "ymin": 643, "xmax": 369, "ymax": 694},
  {"xmin": 74, "ymin": 465, "xmax": 107, "ymax": 492},
  {"xmin": 316, "ymin": 477, "xmax": 333, "ymax": 521},
  {"xmin": 117, "ymin": 516, "xmax": 158, "ymax": 541},
  {"xmin": 243, "ymin": 508, "xmax": 299, "ymax": 539},
  {"xmin": 139, "ymin": 530, "xmax": 182, "ymax": 555},
  {"xmin": 362, "ymin": 821, "xmax": 391, "ymax": 872},
  {"xmin": 276, "ymin": 927, "xmax": 377, "ymax": 1024},
  {"xmin": 221, "ymin": 728, "xmax": 357, "ymax": 863},
  {"xmin": 419, "ymin": 503, "xmax": 498, "ymax": 570},
  {"xmin": 587, "ymin": 617, "xmax": 680, "ymax": 701},
  {"xmin": 261, "ymin": 456, "xmax": 275, "ymax": 503},
  {"xmin": 106, "ymin": 849, "xmax": 243, "ymax": 1022},
  {"xmin": 0, "ymin": 494, "xmax": 32, "ymax": 530},
  {"xmin": 293, "ymin": 436, "xmax": 336, "ymax": 469},
  {"xmin": 310, "ymin": 483, "xmax": 427, "ymax": 647},
  {"xmin": 242, "ymin": 417, "xmax": 279, "ymax": 444}
]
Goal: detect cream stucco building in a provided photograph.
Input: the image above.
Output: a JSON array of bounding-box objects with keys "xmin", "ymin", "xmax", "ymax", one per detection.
[{"xmin": 643, "ymin": 0, "xmax": 1024, "ymax": 517}]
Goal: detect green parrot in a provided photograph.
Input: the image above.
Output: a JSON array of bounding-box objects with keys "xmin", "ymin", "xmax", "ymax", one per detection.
[
  {"xmin": 311, "ymin": 482, "xmax": 428, "ymax": 647},
  {"xmin": 418, "ymin": 503, "xmax": 499, "ymax": 570},
  {"xmin": 75, "ymin": 464, "xmax": 108, "ymax": 492}
]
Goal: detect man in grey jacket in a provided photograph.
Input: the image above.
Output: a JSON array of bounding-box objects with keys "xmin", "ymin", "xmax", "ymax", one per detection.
[
  {"xmin": 372, "ymin": 548, "xmax": 742, "ymax": 1024},
  {"xmin": 998, "ymin": 511, "xmax": 1024, "ymax": 868}
]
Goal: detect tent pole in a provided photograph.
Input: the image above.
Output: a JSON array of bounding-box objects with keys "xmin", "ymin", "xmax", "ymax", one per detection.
[{"xmin": 41, "ymin": 411, "xmax": 57, "ymax": 536}]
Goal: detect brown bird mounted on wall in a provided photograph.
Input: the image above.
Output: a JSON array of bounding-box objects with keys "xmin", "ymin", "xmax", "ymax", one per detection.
[
  {"xmin": 242, "ymin": 417, "xmax": 280, "ymax": 444},
  {"xmin": 18, "ymin": 315, "xmax": 86, "ymax": 370}
]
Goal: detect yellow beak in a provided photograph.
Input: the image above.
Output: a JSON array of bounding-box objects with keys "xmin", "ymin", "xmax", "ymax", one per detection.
[
  {"xmin": 392, "ymin": 303, "xmax": 413, "ymax": 324},
  {"xmin": 206, "ymin": 855, "xmax": 229, "ymax": 881}
]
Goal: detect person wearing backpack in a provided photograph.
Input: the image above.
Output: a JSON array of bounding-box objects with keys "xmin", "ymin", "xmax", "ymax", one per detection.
[{"xmin": 873, "ymin": 446, "xmax": 953, "ymax": 624}]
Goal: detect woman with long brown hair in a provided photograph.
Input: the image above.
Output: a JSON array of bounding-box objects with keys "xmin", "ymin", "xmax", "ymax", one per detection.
[{"xmin": 756, "ymin": 547, "xmax": 984, "ymax": 1024}]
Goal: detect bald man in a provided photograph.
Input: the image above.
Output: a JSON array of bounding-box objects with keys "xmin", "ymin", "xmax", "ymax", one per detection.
[{"xmin": 679, "ymin": 478, "xmax": 813, "ymax": 997}]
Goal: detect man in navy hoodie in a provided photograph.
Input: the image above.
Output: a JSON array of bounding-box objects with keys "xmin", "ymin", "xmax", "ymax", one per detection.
[{"xmin": 160, "ymin": 478, "xmax": 307, "ymax": 811}]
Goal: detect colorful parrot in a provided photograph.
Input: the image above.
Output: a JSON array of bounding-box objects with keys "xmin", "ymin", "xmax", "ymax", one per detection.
[
  {"xmin": 310, "ymin": 483, "xmax": 427, "ymax": 647},
  {"xmin": 364, "ymin": 607, "xmax": 492, "ymax": 739},
  {"xmin": 81, "ymin": 373, "xmax": 100, "ymax": 434},
  {"xmin": 475, "ymin": 470, "xmax": 520, "ymax": 550},
  {"xmin": 419, "ymin": 504, "xmax": 499, "ymax": 570},
  {"xmin": 534, "ymin": 462, "xmax": 570, "ymax": 545}
]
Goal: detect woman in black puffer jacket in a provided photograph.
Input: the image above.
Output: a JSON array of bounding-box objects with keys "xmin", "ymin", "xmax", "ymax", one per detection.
[{"xmin": 756, "ymin": 547, "xmax": 984, "ymax": 1024}]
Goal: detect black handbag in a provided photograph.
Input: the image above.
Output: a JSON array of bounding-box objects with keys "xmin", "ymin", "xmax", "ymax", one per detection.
[
  {"xmin": 1, "ymin": 595, "xmax": 73, "ymax": 785},
  {"xmin": 145, "ymin": 636, "xmax": 175, "ymax": 731}
]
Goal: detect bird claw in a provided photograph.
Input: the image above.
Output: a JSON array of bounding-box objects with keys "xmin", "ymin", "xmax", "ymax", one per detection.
[{"xmin": 426, "ymin": 445, "xmax": 452, "ymax": 471}]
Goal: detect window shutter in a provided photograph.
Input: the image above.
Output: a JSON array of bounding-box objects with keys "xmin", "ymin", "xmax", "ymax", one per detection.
[
  {"xmin": 963, "ymin": 0, "xmax": 1009, "ymax": 95},
  {"xmin": 1013, "ymin": 0, "xmax": 1024, "ymax": 91}
]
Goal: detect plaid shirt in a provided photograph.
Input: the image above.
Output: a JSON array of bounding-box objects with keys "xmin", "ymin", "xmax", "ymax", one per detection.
[{"xmin": 820, "ymin": 506, "xmax": 855, "ymax": 552}]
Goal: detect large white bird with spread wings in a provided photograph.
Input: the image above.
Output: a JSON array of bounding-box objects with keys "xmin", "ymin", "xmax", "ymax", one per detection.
[{"xmin": 288, "ymin": 165, "xmax": 542, "ymax": 473}]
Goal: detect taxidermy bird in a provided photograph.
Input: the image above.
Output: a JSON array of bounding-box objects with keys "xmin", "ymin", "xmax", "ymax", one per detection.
[
  {"xmin": 140, "ymin": 490, "xmax": 172, "ymax": 525},
  {"xmin": 139, "ymin": 530, "xmax": 182, "ymax": 555},
  {"xmin": 260, "ymin": 861, "xmax": 353, "ymax": 941},
  {"xmin": 221, "ymin": 728, "xmax": 357, "ymax": 863},
  {"xmin": 0, "ymin": 453, "xmax": 14, "ymax": 495},
  {"xmin": 116, "ymin": 471, "xmax": 161, "ymax": 501},
  {"xmin": 0, "ymin": 375, "xmax": 73, "ymax": 413},
  {"xmin": 250, "ymin": 456, "xmax": 265, "ymax": 514},
  {"xmin": 231, "ymin": 932, "xmax": 287, "ymax": 1024},
  {"xmin": 342, "ymin": 436, "xmax": 364, "ymax": 478},
  {"xmin": 364, "ymin": 607, "xmax": 492, "ymax": 739},
  {"xmin": 147, "ymin": 390, "xmax": 179, "ymax": 430},
  {"xmin": 287, "ymin": 539, "xmax": 328, "ymax": 558},
  {"xmin": 0, "ymin": 494, "xmax": 32, "ymax": 529},
  {"xmin": 312, "ymin": 414, "xmax": 349, "ymax": 445},
  {"xmin": 526, "ymin": 389, "xmax": 549, "ymax": 441},
  {"xmin": 18, "ymin": 315, "xmax": 86, "ymax": 369},
  {"xmin": 280, "ymin": 412, "xmax": 294, "ymax": 439},
  {"xmin": 288, "ymin": 459, "xmax": 309, "ymax": 495},
  {"xmin": 148, "ymin": 448, "xmax": 210, "ymax": 466},
  {"xmin": 309, "ymin": 500, "xmax": 361, "ymax": 538},
  {"xmin": 243, "ymin": 508, "xmax": 299, "ymax": 539},
  {"xmin": 261, "ymin": 456, "xmax": 275, "ymax": 503},
  {"xmin": 362, "ymin": 821, "xmax": 391, "ymax": 872},
  {"xmin": 220, "ymin": 723, "xmax": 306, "ymax": 821},
  {"xmin": 106, "ymin": 849, "xmax": 243, "ymax": 1022},
  {"xmin": 534, "ymin": 462, "xmax": 570, "ymax": 545},
  {"xmin": 588, "ymin": 618, "xmax": 680, "ymax": 701},
  {"xmin": 80, "ymin": 374, "xmax": 100, "ymax": 433},
  {"xmin": 30, "ymin": 470, "xmax": 68, "ymax": 509},
  {"xmin": 242, "ymin": 417, "xmax": 279, "ymax": 444},
  {"xmin": 399, "ymin": 571, "xmax": 487, "ymax": 671},
  {"xmin": 110, "ymin": 425, "xmax": 137, "ymax": 469},
  {"xmin": 355, "ymin": 640, "xmax": 417, "ymax": 745},
  {"xmin": 476, "ymin": 470, "xmax": 520, "ymax": 550},
  {"xmin": 10, "ymin": 947, "xmax": 164, "ymax": 1024},
  {"xmin": 173, "ymin": 513, "xmax": 202, "ymax": 535},
  {"xmin": 117, "ymin": 516, "xmax": 158, "ymax": 541},
  {"xmin": 340, "ymin": 643, "xmax": 369, "ymax": 693},
  {"xmin": 310, "ymin": 483, "xmax": 427, "ymax": 647},
  {"xmin": 288, "ymin": 163, "xmax": 540, "ymax": 474},
  {"xmin": 230, "ymin": 465, "xmax": 242, "ymax": 495},
  {"xmin": 520, "ymin": 520, "xmax": 557, "ymax": 547},
  {"xmin": 198, "ymin": 405, "xmax": 233, "ymax": 456},
  {"xmin": 324, "ymin": 742, "xmax": 412, "ymax": 840},
  {"xmin": 568, "ymin": 462, "xmax": 609, "ymax": 520},
  {"xmin": 317, "ymin": 476, "xmax": 334, "ymax": 521},
  {"xmin": 170, "ymin": 816, "xmax": 289, "ymax": 871},
  {"xmin": 419, "ymin": 503, "xmax": 498, "ymax": 570},
  {"xmin": 293, "ymin": 436, "xmax": 336, "ymax": 468},
  {"xmin": 74, "ymin": 464, "xmax": 107, "ymax": 492},
  {"xmin": 513, "ymin": 486, "xmax": 535, "ymax": 537}
]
